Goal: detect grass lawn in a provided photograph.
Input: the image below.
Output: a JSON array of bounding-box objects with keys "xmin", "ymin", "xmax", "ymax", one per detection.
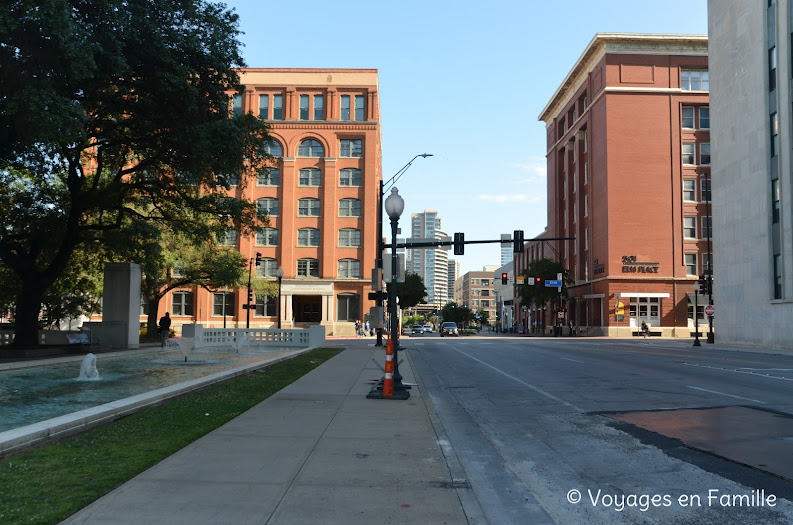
[{"xmin": 0, "ymin": 347, "xmax": 342, "ymax": 525}]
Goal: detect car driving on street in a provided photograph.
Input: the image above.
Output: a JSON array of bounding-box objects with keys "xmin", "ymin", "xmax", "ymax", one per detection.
[{"xmin": 440, "ymin": 322, "xmax": 459, "ymax": 337}]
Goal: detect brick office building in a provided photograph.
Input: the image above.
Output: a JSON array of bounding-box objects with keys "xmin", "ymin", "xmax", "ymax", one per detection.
[
  {"xmin": 514, "ymin": 34, "xmax": 710, "ymax": 336},
  {"xmin": 158, "ymin": 69, "xmax": 382, "ymax": 336}
]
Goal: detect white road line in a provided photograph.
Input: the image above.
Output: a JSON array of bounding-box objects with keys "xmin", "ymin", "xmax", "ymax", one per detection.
[
  {"xmin": 451, "ymin": 347, "xmax": 583, "ymax": 412},
  {"xmin": 559, "ymin": 357, "xmax": 585, "ymax": 363},
  {"xmin": 687, "ymin": 386, "xmax": 766, "ymax": 404},
  {"xmin": 682, "ymin": 362, "xmax": 793, "ymax": 381}
]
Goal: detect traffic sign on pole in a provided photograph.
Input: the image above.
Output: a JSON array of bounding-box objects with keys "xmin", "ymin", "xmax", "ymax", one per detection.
[
  {"xmin": 545, "ymin": 280, "xmax": 562, "ymax": 288},
  {"xmin": 704, "ymin": 305, "xmax": 715, "ymax": 317}
]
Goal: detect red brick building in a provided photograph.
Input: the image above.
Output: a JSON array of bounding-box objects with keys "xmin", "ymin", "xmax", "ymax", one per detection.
[
  {"xmin": 159, "ymin": 69, "xmax": 382, "ymax": 335},
  {"xmin": 514, "ymin": 34, "xmax": 710, "ymax": 336}
]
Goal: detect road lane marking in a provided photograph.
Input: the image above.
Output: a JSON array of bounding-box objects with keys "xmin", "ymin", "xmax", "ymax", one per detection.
[
  {"xmin": 451, "ymin": 347, "xmax": 583, "ymax": 412},
  {"xmin": 559, "ymin": 357, "xmax": 585, "ymax": 363},
  {"xmin": 687, "ymin": 386, "xmax": 766, "ymax": 404},
  {"xmin": 682, "ymin": 362, "xmax": 793, "ymax": 381}
]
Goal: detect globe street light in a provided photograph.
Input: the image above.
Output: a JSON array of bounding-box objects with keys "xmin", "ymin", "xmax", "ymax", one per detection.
[
  {"xmin": 276, "ymin": 266, "xmax": 284, "ymax": 329},
  {"xmin": 384, "ymin": 187, "xmax": 409, "ymax": 399},
  {"xmin": 375, "ymin": 154, "xmax": 432, "ymax": 347}
]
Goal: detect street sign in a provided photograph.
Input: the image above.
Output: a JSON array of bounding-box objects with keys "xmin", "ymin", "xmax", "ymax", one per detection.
[
  {"xmin": 704, "ymin": 305, "xmax": 715, "ymax": 317},
  {"xmin": 545, "ymin": 280, "xmax": 562, "ymax": 288},
  {"xmin": 557, "ymin": 311, "xmax": 565, "ymax": 319},
  {"xmin": 516, "ymin": 276, "xmax": 525, "ymax": 284}
]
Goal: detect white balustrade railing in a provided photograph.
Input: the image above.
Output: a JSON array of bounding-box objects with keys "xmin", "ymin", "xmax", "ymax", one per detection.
[{"xmin": 182, "ymin": 324, "xmax": 324, "ymax": 349}]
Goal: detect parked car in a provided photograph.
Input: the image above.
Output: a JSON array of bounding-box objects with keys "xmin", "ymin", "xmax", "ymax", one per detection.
[
  {"xmin": 411, "ymin": 324, "xmax": 425, "ymax": 334},
  {"xmin": 423, "ymin": 325, "xmax": 433, "ymax": 333},
  {"xmin": 440, "ymin": 322, "xmax": 459, "ymax": 337}
]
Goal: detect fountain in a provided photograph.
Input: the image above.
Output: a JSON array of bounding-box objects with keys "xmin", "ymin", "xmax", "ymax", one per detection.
[
  {"xmin": 77, "ymin": 353, "xmax": 100, "ymax": 380},
  {"xmin": 165, "ymin": 337, "xmax": 195, "ymax": 361}
]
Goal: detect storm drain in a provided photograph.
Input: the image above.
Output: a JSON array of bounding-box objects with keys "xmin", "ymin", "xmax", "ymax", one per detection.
[{"xmin": 605, "ymin": 406, "xmax": 793, "ymax": 481}]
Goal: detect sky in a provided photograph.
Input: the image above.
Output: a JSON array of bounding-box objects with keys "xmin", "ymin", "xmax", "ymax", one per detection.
[{"xmin": 226, "ymin": 0, "xmax": 708, "ymax": 275}]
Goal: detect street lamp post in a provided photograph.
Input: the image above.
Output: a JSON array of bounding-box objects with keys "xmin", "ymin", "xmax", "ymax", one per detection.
[
  {"xmin": 276, "ymin": 266, "xmax": 284, "ymax": 329},
  {"xmin": 375, "ymin": 154, "xmax": 432, "ymax": 347},
  {"xmin": 385, "ymin": 187, "xmax": 409, "ymax": 399}
]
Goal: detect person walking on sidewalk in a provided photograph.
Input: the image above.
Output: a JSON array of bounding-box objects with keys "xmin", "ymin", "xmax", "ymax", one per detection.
[{"xmin": 158, "ymin": 312, "xmax": 171, "ymax": 347}]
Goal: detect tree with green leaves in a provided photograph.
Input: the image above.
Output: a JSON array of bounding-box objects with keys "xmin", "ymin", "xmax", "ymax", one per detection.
[
  {"xmin": 386, "ymin": 272, "xmax": 427, "ymax": 310},
  {"xmin": 516, "ymin": 258, "xmax": 572, "ymax": 330},
  {"xmin": 440, "ymin": 301, "xmax": 475, "ymax": 328},
  {"xmin": 0, "ymin": 0, "xmax": 271, "ymax": 346}
]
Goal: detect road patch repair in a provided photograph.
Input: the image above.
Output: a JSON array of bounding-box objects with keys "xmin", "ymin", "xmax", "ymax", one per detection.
[{"xmin": 603, "ymin": 406, "xmax": 793, "ymax": 481}]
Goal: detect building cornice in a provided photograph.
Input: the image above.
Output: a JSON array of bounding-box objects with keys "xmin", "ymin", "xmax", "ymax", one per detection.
[{"xmin": 538, "ymin": 33, "xmax": 708, "ymax": 124}]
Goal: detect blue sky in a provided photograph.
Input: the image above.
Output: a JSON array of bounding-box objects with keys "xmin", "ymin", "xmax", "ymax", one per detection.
[{"xmin": 227, "ymin": 0, "xmax": 708, "ymax": 274}]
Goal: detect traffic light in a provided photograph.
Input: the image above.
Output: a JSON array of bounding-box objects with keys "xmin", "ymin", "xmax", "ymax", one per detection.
[
  {"xmin": 697, "ymin": 274, "xmax": 708, "ymax": 294},
  {"xmin": 247, "ymin": 290, "xmax": 253, "ymax": 302},
  {"xmin": 534, "ymin": 276, "xmax": 542, "ymax": 286},
  {"xmin": 501, "ymin": 272, "xmax": 508, "ymax": 285},
  {"xmin": 513, "ymin": 230, "xmax": 525, "ymax": 253},
  {"xmin": 255, "ymin": 252, "xmax": 263, "ymax": 266},
  {"xmin": 453, "ymin": 232, "xmax": 465, "ymax": 255}
]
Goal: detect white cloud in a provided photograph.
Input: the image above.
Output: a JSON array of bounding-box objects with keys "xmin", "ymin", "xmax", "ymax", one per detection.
[{"xmin": 511, "ymin": 156, "xmax": 547, "ymax": 184}]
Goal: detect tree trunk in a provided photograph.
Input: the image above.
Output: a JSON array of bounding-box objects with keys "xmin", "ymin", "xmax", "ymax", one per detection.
[
  {"xmin": 146, "ymin": 297, "xmax": 162, "ymax": 341},
  {"xmin": 13, "ymin": 280, "xmax": 47, "ymax": 347}
]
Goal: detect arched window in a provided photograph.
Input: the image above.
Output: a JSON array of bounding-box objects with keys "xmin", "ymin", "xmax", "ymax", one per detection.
[
  {"xmin": 255, "ymin": 258, "xmax": 278, "ymax": 277},
  {"xmin": 263, "ymin": 139, "xmax": 283, "ymax": 157},
  {"xmin": 339, "ymin": 168, "xmax": 361, "ymax": 187},
  {"xmin": 256, "ymin": 227, "xmax": 278, "ymax": 246},
  {"xmin": 298, "ymin": 168, "xmax": 321, "ymax": 186},
  {"xmin": 298, "ymin": 139, "xmax": 324, "ymax": 157},
  {"xmin": 339, "ymin": 198, "xmax": 361, "ymax": 217},
  {"xmin": 297, "ymin": 258, "xmax": 319, "ymax": 277},
  {"xmin": 338, "ymin": 228, "xmax": 361, "ymax": 247},
  {"xmin": 257, "ymin": 167, "xmax": 280, "ymax": 186},
  {"xmin": 298, "ymin": 198, "xmax": 320, "ymax": 216},
  {"xmin": 338, "ymin": 259, "xmax": 361, "ymax": 278},
  {"xmin": 298, "ymin": 228, "xmax": 320, "ymax": 246},
  {"xmin": 257, "ymin": 197, "xmax": 279, "ymax": 217},
  {"xmin": 337, "ymin": 293, "xmax": 360, "ymax": 322}
]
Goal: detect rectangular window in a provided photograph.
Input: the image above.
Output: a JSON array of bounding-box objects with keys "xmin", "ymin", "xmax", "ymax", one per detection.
[
  {"xmin": 339, "ymin": 168, "xmax": 361, "ymax": 187},
  {"xmin": 254, "ymin": 295, "xmax": 276, "ymax": 317},
  {"xmin": 682, "ymin": 106, "xmax": 695, "ymax": 128},
  {"xmin": 336, "ymin": 294, "xmax": 360, "ymax": 322},
  {"xmin": 340, "ymin": 95, "xmax": 350, "ymax": 120},
  {"xmin": 769, "ymin": 46, "xmax": 777, "ymax": 92},
  {"xmin": 354, "ymin": 95, "xmax": 364, "ymax": 121},
  {"xmin": 774, "ymin": 255, "xmax": 782, "ymax": 299},
  {"xmin": 298, "ymin": 169, "xmax": 321, "ymax": 186},
  {"xmin": 212, "ymin": 292, "xmax": 235, "ymax": 316},
  {"xmin": 699, "ymin": 107, "xmax": 710, "ymax": 129},
  {"xmin": 703, "ymin": 252, "xmax": 713, "ymax": 273},
  {"xmin": 273, "ymin": 94, "xmax": 283, "ymax": 120},
  {"xmin": 172, "ymin": 291, "xmax": 194, "ymax": 316},
  {"xmin": 584, "ymin": 194, "xmax": 588, "ymax": 216},
  {"xmin": 217, "ymin": 229, "xmax": 237, "ymax": 246},
  {"xmin": 771, "ymin": 112, "xmax": 779, "ymax": 157},
  {"xmin": 257, "ymin": 168, "xmax": 279, "ymax": 186},
  {"xmin": 683, "ymin": 179, "xmax": 696, "ymax": 201},
  {"xmin": 584, "ymin": 228, "xmax": 588, "ymax": 250},
  {"xmin": 684, "ymin": 217, "xmax": 697, "ymax": 238},
  {"xmin": 701, "ymin": 177, "xmax": 711, "ymax": 201},
  {"xmin": 299, "ymin": 94, "xmax": 309, "ymax": 120},
  {"xmin": 339, "ymin": 199, "xmax": 361, "ymax": 217},
  {"xmin": 232, "ymin": 93, "xmax": 242, "ymax": 117},
  {"xmin": 298, "ymin": 199, "xmax": 320, "ymax": 216},
  {"xmin": 259, "ymin": 94, "xmax": 269, "ymax": 119},
  {"xmin": 255, "ymin": 258, "xmax": 278, "ymax": 278},
  {"xmin": 681, "ymin": 69, "xmax": 709, "ymax": 91},
  {"xmin": 340, "ymin": 139, "xmax": 362, "ymax": 157},
  {"xmin": 701, "ymin": 216, "xmax": 712, "ymax": 239},
  {"xmin": 773, "ymin": 178, "xmax": 780, "ymax": 223},
  {"xmin": 682, "ymin": 143, "xmax": 695, "ymax": 165},
  {"xmin": 684, "ymin": 254, "xmax": 697, "ymax": 276},
  {"xmin": 314, "ymin": 94, "xmax": 324, "ymax": 120},
  {"xmin": 700, "ymin": 143, "xmax": 711, "ymax": 165}
]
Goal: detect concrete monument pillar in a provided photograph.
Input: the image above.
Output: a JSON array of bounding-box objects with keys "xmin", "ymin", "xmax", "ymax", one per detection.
[{"xmin": 102, "ymin": 263, "xmax": 141, "ymax": 349}]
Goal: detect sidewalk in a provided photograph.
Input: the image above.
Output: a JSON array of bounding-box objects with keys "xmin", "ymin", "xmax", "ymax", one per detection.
[{"xmin": 61, "ymin": 339, "xmax": 471, "ymax": 525}]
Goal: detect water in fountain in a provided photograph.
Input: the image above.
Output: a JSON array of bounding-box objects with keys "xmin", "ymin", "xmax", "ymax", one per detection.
[
  {"xmin": 0, "ymin": 345, "xmax": 294, "ymax": 433},
  {"xmin": 165, "ymin": 337, "xmax": 195, "ymax": 361},
  {"xmin": 77, "ymin": 353, "xmax": 100, "ymax": 380}
]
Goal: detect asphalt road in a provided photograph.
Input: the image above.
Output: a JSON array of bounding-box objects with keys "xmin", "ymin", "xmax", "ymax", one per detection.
[{"xmin": 406, "ymin": 333, "xmax": 793, "ymax": 524}]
